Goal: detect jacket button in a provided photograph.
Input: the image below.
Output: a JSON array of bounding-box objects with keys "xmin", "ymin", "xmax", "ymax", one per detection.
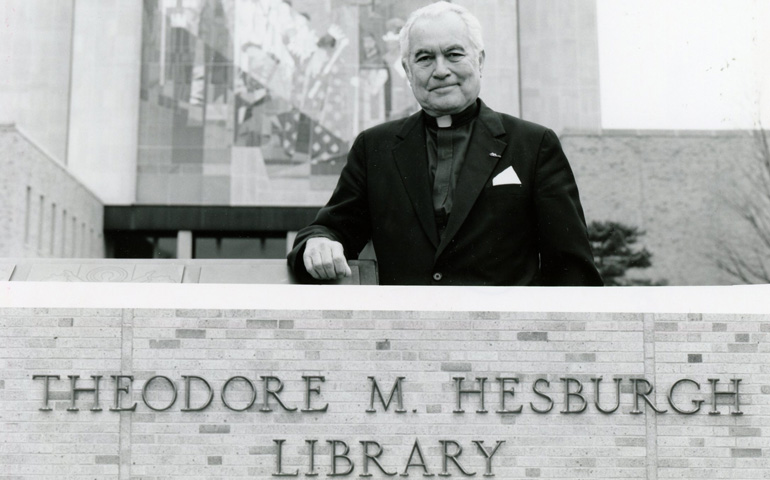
[{"xmin": 433, "ymin": 272, "xmax": 443, "ymax": 281}]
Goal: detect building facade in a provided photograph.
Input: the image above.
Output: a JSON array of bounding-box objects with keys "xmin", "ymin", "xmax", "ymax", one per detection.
[{"xmin": 1, "ymin": 0, "xmax": 765, "ymax": 285}]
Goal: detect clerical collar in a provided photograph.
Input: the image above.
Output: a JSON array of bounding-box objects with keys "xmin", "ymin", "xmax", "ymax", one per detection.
[{"xmin": 423, "ymin": 99, "xmax": 480, "ymax": 129}]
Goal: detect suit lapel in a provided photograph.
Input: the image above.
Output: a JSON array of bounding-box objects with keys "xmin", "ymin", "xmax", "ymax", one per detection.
[
  {"xmin": 435, "ymin": 102, "xmax": 508, "ymax": 258},
  {"xmin": 393, "ymin": 112, "xmax": 440, "ymax": 248}
]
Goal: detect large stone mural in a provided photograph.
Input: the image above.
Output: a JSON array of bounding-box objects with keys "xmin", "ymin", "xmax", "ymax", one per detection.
[{"xmin": 137, "ymin": 0, "xmax": 438, "ymax": 206}]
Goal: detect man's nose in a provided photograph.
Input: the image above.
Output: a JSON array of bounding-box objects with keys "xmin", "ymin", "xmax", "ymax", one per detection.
[{"xmin": 432, "ymin": 56, "xmax": 451, "ymax": 78}]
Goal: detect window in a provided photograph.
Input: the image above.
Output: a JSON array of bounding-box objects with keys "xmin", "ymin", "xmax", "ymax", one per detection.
[
  {"xmin": 107, "ymin": 231, "xmax": 288, "ymax": 259},
  {"xmin": 193, "ymin": 234, "xmax": 286, "ymax": 259},
  {"xmin": 109, "ymin": 233, "xmax": 177, "ymax": 259}
]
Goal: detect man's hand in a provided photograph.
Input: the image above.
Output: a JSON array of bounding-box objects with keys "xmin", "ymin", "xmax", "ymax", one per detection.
[{"xmin": 303, "ymin": 237, "xmax": 352, "ymax": 280}]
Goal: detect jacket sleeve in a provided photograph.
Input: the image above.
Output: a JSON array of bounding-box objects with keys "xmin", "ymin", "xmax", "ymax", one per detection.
[
  {"xmin": 533, "ymin": 129, "xmax": 603, "ymax": 286},
  {"xmin": 287, "ymin": 133, "xmax": 372, "ymax": 283}
]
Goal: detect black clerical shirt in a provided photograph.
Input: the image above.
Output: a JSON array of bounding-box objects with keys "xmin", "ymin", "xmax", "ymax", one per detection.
[{"xmin": 424, "ymin": 100, "xmax": 480, "ymax": 236}]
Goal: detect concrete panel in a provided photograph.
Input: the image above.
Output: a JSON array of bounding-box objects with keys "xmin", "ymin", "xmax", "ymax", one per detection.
[
  {"xmin": 0, "ymin": 259, "xmax": 377, "ymax": 285},
  {"xmin": 455, "ymin": 0, "xmax": 521, "ymax": 117},
  {"xmin": 67, "ymin": 0, "xmax": 143, "ymax": 204},
  {"xmin": 197, "ymin": 262, "xmax": 362, "ymax": 285},
  {"xmin": 0, "ymin": 264, "xmax": 14, "ymax": 281},
  {"xmin": 519, "ymin": 0, "xmax": 601, "ymax": 132},
  {"xmin": 25, "ymin": 263, "xmax": 184, "ymax": 283},
  {"xmin": 0, "ymin": 0, "xmax": 74, "ymax": 162}
]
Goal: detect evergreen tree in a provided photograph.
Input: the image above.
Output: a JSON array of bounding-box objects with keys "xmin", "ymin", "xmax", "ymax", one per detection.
[{"xmin": 588, "ymin": 221, "xmax": 664, "ymax": 286}]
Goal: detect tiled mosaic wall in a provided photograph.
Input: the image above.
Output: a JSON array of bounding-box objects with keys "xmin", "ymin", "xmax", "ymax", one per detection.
[
  {"xmin": 137, "ymin": 0, "xmax": 431, "ymax": 206},
  {"xmin": 1, "ymin": 308, "xmax": 767, "ymax": 478}
]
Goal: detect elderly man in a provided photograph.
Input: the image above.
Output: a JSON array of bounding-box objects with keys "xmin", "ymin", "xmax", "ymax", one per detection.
[{"xmin": 287, "ymin": 1, "xmax": 602, "ymax": 286}]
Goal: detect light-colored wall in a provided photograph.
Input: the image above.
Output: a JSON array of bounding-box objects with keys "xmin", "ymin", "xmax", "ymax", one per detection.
[
  {"xmin": 456, "ymin": 0, "xmax": 521, "ymax": 117},
  {"xmin": 1, "ymin": 307, "xmax": 764, "ymax": 478},
  {"xmin": 519, "ymin": 0, "xmax": 601, "ymax": 132},
  {"xmin": 0, "ymin": 0, "xmax": 74, "ymax": 162},
  {"xmin": 563, "ymin": 130, "xmax": 762, "ymax": 286},
  {"xmin": 0, "ymin": 126, "xmax": 104, "ymax": 258},
  {"xmin": 66, "ymin": 0, "xmax": 143, "ymax": 205}
]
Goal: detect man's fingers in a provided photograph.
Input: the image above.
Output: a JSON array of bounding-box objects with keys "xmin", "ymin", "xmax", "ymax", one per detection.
[
  {"xmin": 319, "ymin": 247, "xmax": 337, "ymax": 279},
  {"xmin": 331, "ymin": 242, "xmax": 351, "ymax": 278},
  {"xmin": 303, "ymin": 242, "xmax": 329, "ymax": 280},
  {"xmin": 302, "ymin": 251, "xmax": 317, "ymax": 279},
  {"xmin": 303, "ymin": 249, "xmax": 324, "ymax": 279},
  {"xmin": 303, "ymin": 237, "xmax": 349, "ymax": 280}
]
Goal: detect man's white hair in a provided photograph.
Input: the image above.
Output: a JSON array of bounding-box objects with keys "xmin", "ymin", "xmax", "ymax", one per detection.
[{"xmin": 399, "ymin": 1, "xmax": 485, "ymax": 64}]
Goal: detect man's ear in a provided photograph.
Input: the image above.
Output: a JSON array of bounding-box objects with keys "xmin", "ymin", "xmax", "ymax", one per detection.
[
  {"xmin": 402, "ymin": 59, "xmax": 411, "ymax": 80},
  {"xmin": 478, "ymin": 50, "xmax": 486, "ymax": 74}
]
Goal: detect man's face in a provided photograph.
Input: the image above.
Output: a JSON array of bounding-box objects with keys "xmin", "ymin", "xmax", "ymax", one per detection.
[{"xmin": 403, "ymin": 12, "xmax": 484, "ymax": 117}]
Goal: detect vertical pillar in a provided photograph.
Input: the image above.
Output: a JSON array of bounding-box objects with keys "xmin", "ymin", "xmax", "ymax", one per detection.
[
  {"xmin": 454, "ymin": 0, "xmax": 521, "ymax": 116},
  {"xmin": 286, "ymin": 232, "xmax": 297, "ymax": 255},
  {"xmin": 177, "ymin": 230, "xmax": 193, "ymax": 259},
  {"xmin": 518, "ymin": 0, "xmax": 601, "ymax": 132},
  {"xmin": 67, "ymin": 0, "xmax": 142, "ymax": 204}
]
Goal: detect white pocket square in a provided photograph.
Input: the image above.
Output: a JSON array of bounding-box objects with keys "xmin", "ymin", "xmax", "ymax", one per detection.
[{"xmin": 492, "ymin": 166, "xmax": 521, "ymax": 186}]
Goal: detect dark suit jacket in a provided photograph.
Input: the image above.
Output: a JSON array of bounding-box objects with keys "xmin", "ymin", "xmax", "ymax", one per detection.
[{"xmin": 288, "ymin": 100, "xmax": 603, "ymax": 286}]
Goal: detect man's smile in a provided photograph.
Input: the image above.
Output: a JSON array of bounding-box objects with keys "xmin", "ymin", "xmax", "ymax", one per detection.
[{"xmin": 430, "ymin": 84, "xmax": 458, "ymax": 92}]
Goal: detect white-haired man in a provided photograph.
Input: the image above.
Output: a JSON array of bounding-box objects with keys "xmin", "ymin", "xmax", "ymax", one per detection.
[{"xmin": 288, "ymin": 1, "xmax": 602, "ymax": 286}]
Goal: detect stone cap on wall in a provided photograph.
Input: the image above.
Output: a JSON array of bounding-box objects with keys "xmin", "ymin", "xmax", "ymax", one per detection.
[
  {"xmin": 560, "ymin": 128, "xmax": 764, "ymax": 138},
  {"xmin": 1, "ymin": 259, "xmax": 769, "ymax": 314},
  {"xmin": 0, "ymin": 258, "xmax": 378, "ymax": 285}
]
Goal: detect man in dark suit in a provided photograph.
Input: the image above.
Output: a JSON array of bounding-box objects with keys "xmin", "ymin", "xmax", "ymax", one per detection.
[{"xmin": 288, "ymin": 1, "xmax": 602, "ymax": 286}]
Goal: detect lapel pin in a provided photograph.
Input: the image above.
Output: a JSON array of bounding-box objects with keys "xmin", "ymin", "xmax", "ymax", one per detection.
[{"xmin": 489, "ymin": 152, "xmax": 501, "ymax": 158}]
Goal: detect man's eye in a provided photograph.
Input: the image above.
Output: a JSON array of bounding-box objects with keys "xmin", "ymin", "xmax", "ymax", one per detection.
[
  {"xmin": 416, "ymin": 55, "xmax": 432, "ymax": 63},
  {"xmin": 448, "ymin": 52, "xmax": 464, "ymax": 60}
]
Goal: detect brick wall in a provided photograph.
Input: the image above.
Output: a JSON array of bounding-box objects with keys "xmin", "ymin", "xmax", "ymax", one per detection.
[
  {"xmin": 1, "ymin": 308, "xmax": 767, "ymax": 478},
  {"xmin": 0, "ymin": 125, "xmax": 105, "ymax": 258}
]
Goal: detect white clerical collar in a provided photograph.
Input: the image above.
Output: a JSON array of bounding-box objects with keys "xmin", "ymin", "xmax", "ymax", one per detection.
[{"xmin": 436, "ymin": 115, "xmax": 452, "ymax": 128}]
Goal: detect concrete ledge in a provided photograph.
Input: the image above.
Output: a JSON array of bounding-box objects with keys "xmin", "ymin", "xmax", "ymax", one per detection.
[
  {"xmin": 561, "ymin": 128, "xmax": 762, "ymax": 138},
  {"xmin": 0, "ymin": 258, "xmax": 378, "ymax": 285},
  {"xmin": 0, "ymin": 282, "xmax": 768, "ymax": 313}
]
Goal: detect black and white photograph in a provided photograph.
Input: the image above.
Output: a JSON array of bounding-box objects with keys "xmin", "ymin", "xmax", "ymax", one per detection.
[{"xmin": 1, "ymin": 0, "xmax": 769, "ymax": 478}]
